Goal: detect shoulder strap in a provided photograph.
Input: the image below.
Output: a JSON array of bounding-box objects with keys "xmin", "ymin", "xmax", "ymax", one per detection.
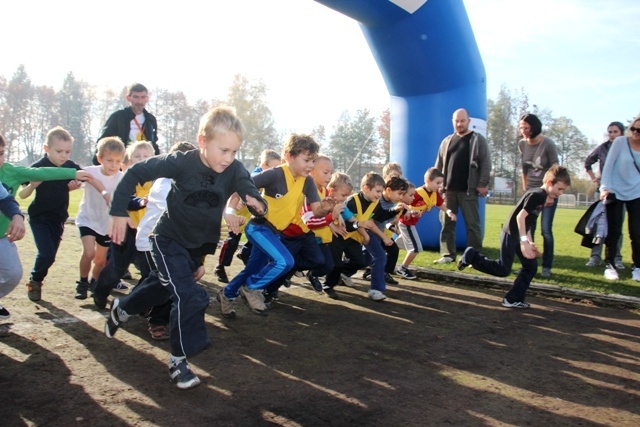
[{"xmin": 626, "ymin": 138, "xmax": 640, "ymax": 174}]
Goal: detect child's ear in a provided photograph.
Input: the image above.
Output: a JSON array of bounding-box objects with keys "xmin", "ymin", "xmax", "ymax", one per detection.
[
  {"xmin": 43, "ymin": 144, "xmax": 50, "ymax": 154},
  {"xmin": 197, "ymin": 134, "xmax": 206, "ymax": 149}
]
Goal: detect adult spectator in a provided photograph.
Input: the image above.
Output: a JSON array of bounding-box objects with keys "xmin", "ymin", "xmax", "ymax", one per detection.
[
  {"xmin": 600, "ymin": 115, "xmax": 640, "ymax": 282},
  {"xmin": 434, "ymin": 108, "xmax": 491, "ymax": 264},
  {"xmin": 518, "ymin": 113, "xmax": 559, "ymax": 278},
  {"xmin": 583, "ymin": 121, "xmax": 625, "ymax": 268},
  {"xmin": 92, "ymin": 83, "xmax": 159, "ymax": 165}
]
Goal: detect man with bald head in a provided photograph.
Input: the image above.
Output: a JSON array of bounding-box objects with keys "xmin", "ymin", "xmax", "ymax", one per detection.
[{"xmin": 434, "ymin": 108, "xmax": 491, "ymax": 264}]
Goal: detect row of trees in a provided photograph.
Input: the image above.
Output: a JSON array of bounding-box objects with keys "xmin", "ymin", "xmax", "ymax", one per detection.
[{"xmin": 1, "ymin": 65, "xmax": 596, "ymax": 198}]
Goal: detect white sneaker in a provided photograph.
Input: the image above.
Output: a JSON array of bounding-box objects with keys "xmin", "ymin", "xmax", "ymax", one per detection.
[
  {"xmin": 632, "ymin": 267, "xmax": 640, "ymax": 282},
  {"xmin": 604, "ymin": 264, "xmax": 619, "ymax": 280},
  {"xmin": 367, "ymin": 289, "xmax": 387, "ymax": 301},
  {"xmin": 433, "ymin": 256, "xmax": 454, "ymax": 264},
  {"xmin": 340, "ymin": 273, "xmax": 354, "ymax": 287}
]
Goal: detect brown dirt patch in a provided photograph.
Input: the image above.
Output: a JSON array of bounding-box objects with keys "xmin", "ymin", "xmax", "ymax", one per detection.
[{"xmin": 2, "ymin": 225, "xmax": 640, "ymax": 426}]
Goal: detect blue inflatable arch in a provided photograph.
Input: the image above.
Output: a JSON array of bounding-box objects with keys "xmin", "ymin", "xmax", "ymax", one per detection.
[{"xmin": 315, "ymin": 0, "xmax": 486, "ymax": 249}]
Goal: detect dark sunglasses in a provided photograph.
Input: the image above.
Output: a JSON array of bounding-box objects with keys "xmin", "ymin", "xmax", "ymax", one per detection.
[{"xmin": 631, "ymin": 127, "xmax": 640, "ymax": 133}]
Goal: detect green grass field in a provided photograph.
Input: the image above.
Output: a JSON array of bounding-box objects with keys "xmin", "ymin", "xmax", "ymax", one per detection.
[{"xmin": 17, "ymin": 193, "xmax": 639, "ymax": 297}]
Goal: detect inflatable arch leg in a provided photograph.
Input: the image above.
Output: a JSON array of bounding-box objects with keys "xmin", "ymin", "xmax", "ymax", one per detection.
[{"xmin": 315, "ymin": 0, "xmax": 486, "ymax": 249}]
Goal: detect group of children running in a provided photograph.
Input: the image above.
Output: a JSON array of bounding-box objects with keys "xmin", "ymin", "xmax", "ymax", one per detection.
[{"xmin": 0, "ymin": 105, "xmax": 571, "ymax": 390}]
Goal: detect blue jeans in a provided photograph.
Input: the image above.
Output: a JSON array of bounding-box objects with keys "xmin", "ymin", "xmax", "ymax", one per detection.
[
  {"xmin": 530, "ymin": 197, "xmax": 557, "ymax": 269},
  {"xmin": 224, "ymin": 222, "xmax": 294, "ymax": 298},
  {"xmin": 364, "ymin": 232, "xmax": 387, "ymax": 292},
  {"xmin": 463, "ymin": 231, "xmax": 537, "ymax": 303},
  {"xmin": 29, "ymin": 219, "xmax": 64, "ymax": 282}
]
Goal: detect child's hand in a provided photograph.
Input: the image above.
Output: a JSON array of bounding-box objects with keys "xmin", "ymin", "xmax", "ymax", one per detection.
[
  {"xmin": 382, "ymin": 236, "xmax": 394, "ymax": 246},
  {"xmin": 67, "ymin": 180, "xmax": 82, "ymax": 191},
  {"xmin": 320, "ymin": 197, "xmax": 336, "ymax": 214},
  {"xmin": 224, "ymin": 213, "xmax": 242, "ymax": 234},
  {"xmin": 361, "ymin": 232, "xmax": 370, "ymax": 245},
  {"xmin": 530, "ymin": 242, "xmax": 543, "ymax": 258},
  {"xmin": 102, "ymin": 192, "xmax": 112, "ymax": 207},
  {"xmin": 76, "ymin": 170, "xmax": 92, "ymax": 182},
  {"xmin": 329, "ymin": 222, "xmax": 347, "ymax": 238},
  {"xmin": 109, "ymin": 216, "xmax": 129, "ymax": 245},
  {"xmin": 139, "ymin": 196, "xmax": 148, "ymax": 208},
  {"xmin": 31, "ymin": 181, "xmax": 43, "ymax": 189},
  {"xmin": 245, "ymin": 195, "xmax": 265, "ymax": 215},
  {"xmin": 359, "ymin": 219, "xmax": 376, "ymax": 230},
  {"xmin": 193, "ymin": 265, "xmax": 205, "ymax": 281},
  {"xmin": 448, "ymin": 212, "xmax": 457, "ymax": 221},
  {"xmin": 6, "ymin": 215, "xmax": 25, "ymax": 242},
  {"xmin": 331, "ymin": 202, "xmax": 344, "ymax": 219},
  {"xmin": 338, "ymin": 214, "xmax": 345, "ymax": 228}
]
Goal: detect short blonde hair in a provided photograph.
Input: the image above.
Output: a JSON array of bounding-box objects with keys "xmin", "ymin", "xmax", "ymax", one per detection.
[
  {"xmin": 259, "ymin": 149, "xmax": 281, "ymax": 165},
  {"xmin": 328, "ymin": 172, "xmax": 353, "ymax": 192},
  {"xmin": 198, "ymin": 106, "xmax": 245, "ymax": 142},
  {"xmin": 123, "ymin": 140, "xmax": 154, "ymax": 164},
  {"xmin": 382, "ymin": 162, "xmax": 403, "ymax": 180},
  {"xmin": 45, "ymin": 126, "xmax": 74, "ymax": 147},
  {"xmin": 97, "ymin": 136, "xmax": 125, "ymax": 157}
]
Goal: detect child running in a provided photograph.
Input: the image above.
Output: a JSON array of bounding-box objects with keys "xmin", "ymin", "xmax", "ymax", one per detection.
[
  {"xmin": 218, "ymin": 134, "xmax": 334, "ymax": 317},
  {"xmin": 104, "ymin": 106, "xmax": 266, "ymax": 390},
  {"xmin": 92, "ymin": 141, "xmax": 155, "ymax": 309},
  {"xmin": 75, "ymin": 137, "xmax": 125, "ymax": 299},
  {"xmin": 457, "ymin": 164, "xmax": 570, "ymax": 308},
  {"xmin": 214, "ymin": 149, "xmax": 281, "ymax": 282},
  {"xmin": 0, "ymin": 179, "xmax": 26, "ymax": 322},
  {"xmin": 0, "ymin": 131, "xmax": 91, "ymax": 302},
  {"xmin": 396, "ymin": 167, "xmax": 456, "ymax": 279}
]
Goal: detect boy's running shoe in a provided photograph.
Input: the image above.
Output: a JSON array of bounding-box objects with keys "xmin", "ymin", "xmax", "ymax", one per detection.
[
  {"xmin": 240, "ymin": 286, "xmax": 268, "ymax": 315},
  {"xmin": 323, "ymin": 286, "xmax": 339, "ymax": 300},
  {"xmin": 75, "ymin": 281, "xmax": 89, "ymax": 300},
  {"xmin": 362, "ymin": 268, "xmax": 372, "ymax": 280},
  {"xmin": 115, "ymin": 281, "xmax": 129, "ymax": 291},
  {"xmin": 384, "ymin": 273, "xmax": 399, "ymax": 285},
  {"xmin": 396, "ymin": 266, "xmax": 416, "ymax": 280},
  {"xmin": 604, "ymin": 264, "xmax": 619, "ymax": 280},
  {"xmin": 27, "ymin": 280, "xmax": 42, "ymax": 302},
  {"xmin": 104, "ymin": 298, "xmax": 130, "ymax": 338},
  {"xmin": 0, "ymin": 304, "xmax": 10, "ymax": 320},
  {"xmin": 169, "ymin": 360, "xmax": 201, "ymax": 390},
  {"xmin": 368, "ymin": 289, "xmax": 387, "ymax": 301},
  {"xmin": 501, "ymin": 298, "xmax": 531, "ymax": 309},
  {"xmin": 340, "ymin": 274, "xmax": 354, "ymax": 287},
  {"xmin": 306, "ymin": 271, "xmax": 324, "ymax": 293},
  {"xmin": 632, "ymin": 267, "xmax": 640, "ymax": 282},
  {"xmin": 216, "ymin": 290, "xmax": 236, "ymax": 319},
  {"xmin": 214, "ymin": 265, "xmax": 229, "ymax": 283}
]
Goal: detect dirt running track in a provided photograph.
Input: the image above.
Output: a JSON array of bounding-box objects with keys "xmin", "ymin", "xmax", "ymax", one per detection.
[{"xmin": 1, "ymin": 225, "xmax": 639, "ymax": 426}]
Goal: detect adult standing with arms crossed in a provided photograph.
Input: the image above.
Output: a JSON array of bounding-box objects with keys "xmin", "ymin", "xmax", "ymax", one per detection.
[
  {"xmin": 93, "ymin": 83, "xmax": 160, "ymax": 165},
  {"xmin": 583, "ymin": 121, "xmax": 626, "ymax": 268},
  {"xmin": 599, "ymin": 116, "xmax": 640, "ymax": 282},
  {"xmin": 434, "ymin": 108, "xmax": 491, "ymax": 264},
  {"xmin": 518, "ymin": 113, "xmax": 559, "ymax": 278}
]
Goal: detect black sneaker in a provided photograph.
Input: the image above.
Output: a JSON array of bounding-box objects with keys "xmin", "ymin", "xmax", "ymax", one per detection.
[
  {"xmin": 214, "ymin": 265, "xmax": 229, "ymax": 283},
  {"xmin": 0, "ymin": 304, "xmax": 10, "ymax": 320},
  {"xmin": 362, "ymin": 268, "xmax": 372, "ymax": 280},
  {"xmin": 93, "ymin": 292, "xmax": 108, "ymax": 310},
  {"xmin": 384, "ymin": 273, "xmax": 399, "ymax": 285},
  {"xmin": 323, "ymin": 286, "xmax": 339, "ymax": 300},
  {"xmin": 396, "ymin": 266, "xmax": 417, "ymax": 280},
  {"xmin": 306, "ymin": 271, "xmax": 324, "ymax": 293},
  {"xmin": 104, "ymin": 298, "xmax": 130, "ymax": 338},
  {"xmin": 75, "ymin": 281, "xmax": 89, "ymax": 300},
  {"xmin": 169, "ymin": 360, "xmax": 201, "ymax": 390},
  {"xmin": 458, "ymin": 247, "xmax": 475, "ymax": 271}
]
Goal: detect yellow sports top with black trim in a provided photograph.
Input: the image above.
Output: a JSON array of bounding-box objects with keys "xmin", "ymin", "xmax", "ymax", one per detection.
[
  {"xmin": 262, "ymin": 164, "xmax": 307, "ymax": 231},
  {"xmin": 345, "ymin": 193, "xmax": 378, "ymax": 244},
  {"xmin": 413, "ymin": 186, "xmax": 438, "ymax": 212}
]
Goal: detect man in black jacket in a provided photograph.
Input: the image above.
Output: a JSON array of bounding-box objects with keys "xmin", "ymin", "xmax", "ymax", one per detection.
[{"xmin": 92, "ymin": 83, "xmax": 160, "ymax": 165}]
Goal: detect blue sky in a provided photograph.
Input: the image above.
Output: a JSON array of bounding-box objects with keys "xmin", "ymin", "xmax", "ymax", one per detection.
[{"xmin": 2, "ymin": 0, "xmax": 639, "ymax": 143}]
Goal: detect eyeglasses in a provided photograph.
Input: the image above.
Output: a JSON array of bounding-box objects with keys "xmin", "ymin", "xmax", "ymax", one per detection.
[{"xmin": 631, "ymin": 127, "xmax": 640, "ymax": 133}]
